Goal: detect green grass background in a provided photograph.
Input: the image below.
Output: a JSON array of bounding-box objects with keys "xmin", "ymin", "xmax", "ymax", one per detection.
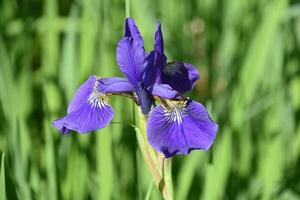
[{"xmin": 0, "ymin": 0, "xmax": 300, "ymax": 199}]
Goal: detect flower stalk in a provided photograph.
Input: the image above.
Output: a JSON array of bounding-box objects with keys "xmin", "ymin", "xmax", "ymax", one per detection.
[
  {"xmin": 134, "ymin": 108, "xmax": 174, "ymax": 200},
  {"xmin": 124, "ymin": 6, "xmax": 174, "ymax": 197}
]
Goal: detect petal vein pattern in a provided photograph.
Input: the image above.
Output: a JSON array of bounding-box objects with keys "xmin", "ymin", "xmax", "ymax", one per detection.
[
  {"xmin": 147, "ymin": 100, "xmax": 218, "ymax": 157},
  {"xmin": 52, "ymin": 76, "xmax": 114, "ymax": 134}
]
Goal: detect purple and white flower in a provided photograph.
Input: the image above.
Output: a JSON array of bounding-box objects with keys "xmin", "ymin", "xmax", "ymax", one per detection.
[{"xmin": 52, "ymin": 18, "xmax": 218, "ymax": 157}]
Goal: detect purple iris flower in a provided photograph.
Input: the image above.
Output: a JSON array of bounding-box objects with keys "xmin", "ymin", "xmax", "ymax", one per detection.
[{"xmin": 52, "ymin": 18, "xmax": 218, "ymax": 158}]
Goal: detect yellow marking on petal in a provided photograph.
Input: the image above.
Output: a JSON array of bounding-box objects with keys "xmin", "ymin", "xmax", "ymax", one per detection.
[
  {"xmin": 88, "ymin": 78, "xmax": 109, "ymax": 108},
  {"xmin": 162, "ymin": 100, "xmax": 188, "ymax": 125}
]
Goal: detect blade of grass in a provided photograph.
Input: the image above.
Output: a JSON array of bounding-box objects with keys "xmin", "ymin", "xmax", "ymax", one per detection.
[
  {"xmin": 43, "ymin": 119, "xmax": 58, "ymax": 200},
  {"xmin": 176, "ymin": 152, "xmax": 205, "ymax": 200},
  {"xmin": 144, "ymin": 155, "xmax": 162, "ymax": 200},
  {"xmin": 42, "ymin": 0, "xmax": 59, "ymax": 76},
  {"xmin": 59, "ymin": 4, "xmax": 79, "ymax": 100},
  {"xmin": 201, "ymin": 128, "xmax": 232, "ymax": 200},
  {"xmin": 231, "ymin": 0, "xmax": 288, "ymax": 128},
  {"xmin": 0, "ymin": 153, "xmax": 6, "ymax": 200},
  {"xmin": 97, "ymin": 127, "xmax": 114, "ymax": 200},
  {"xmin": 62, "ymin": 146, "xmax": 89, "ymax": 200},
  {"xmin": 79, "ymin": 0, "xmax": 98, "ymax": 78}
]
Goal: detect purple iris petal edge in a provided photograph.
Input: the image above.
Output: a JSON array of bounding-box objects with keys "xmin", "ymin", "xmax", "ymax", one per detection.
[{"xmin": 52, "ymin": 103, "xmax": 114, "ymax": 134}]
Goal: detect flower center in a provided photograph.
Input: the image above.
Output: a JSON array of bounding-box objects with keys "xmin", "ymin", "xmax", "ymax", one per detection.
[
  {"xmin": 88, "ymin": 78, "xmax": 108, "ymax": 108},
  {"xmin": 88, "ymin": 91, "xmax": 108, "ymax": 108},
  {"xmin": 163, "ymin": 100, "xmax": 187, "ymax": 125}
]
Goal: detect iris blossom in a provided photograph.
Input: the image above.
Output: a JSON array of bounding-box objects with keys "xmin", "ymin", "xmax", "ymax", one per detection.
[{"xmin": 52, "ymin": 18, "xmax": 218, "ymax": 157}]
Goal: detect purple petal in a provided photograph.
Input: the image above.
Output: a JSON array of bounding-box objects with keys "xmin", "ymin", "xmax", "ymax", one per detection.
[
  {"xmin": 116, "ymin": 37, "xmax": 146, "ymax": 87},
  {"xmin": 162, "ymin": 62, "xmax": 200, "ymax": 93},
  {"xmin": 142, "ymin": 23, "xmax": 167, "ymax": 87},
  {"xmin": 125, "ymin": 18, "xmax": 144, "ymax": 47},
  {"xmin": 99, "ymin": 77, "xmax": 135, "ymax": 93},
  {"xmin": 142, "ymin": 51, "xmax": 156, "ymax": 86},
  {"xmin": 155, "ymin": 22, "xmax": 164, "ymax": 55},
  {"xmin": 147, "ymin": 100, "xmax": 218, "ymax": 157},
  {"xmin": 53, "ymin": 76, "xmax": 115, "ymax": 134},
  {"xmin": 52, "ymin": 100, "xmax": 114, "ymax": 134},
  {"xmin": 150, "ymin": 84, "xmax": 178, "ymax": 99},
  {"xmin": 136, "ymin": 82, "xmax": 153, "ymax": 114},
  {"xmin": 143, "ymin": 50, "xmax": 167, "ymax": 86},
  {"xmin": 67, "ymin": 76, "xmax": 98, "ymax": 114}
]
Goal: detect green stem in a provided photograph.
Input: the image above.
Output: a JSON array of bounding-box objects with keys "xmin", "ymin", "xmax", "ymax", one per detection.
[
  {"xmin": 135, "ymin": 108, "xmax": 174, "ymax": 200},
  {"xmin": 162, "ymin": 156, "xmax": 174, "ymax": 200},
  {"xmin": 125, "ymin": 1, "xmax": 173, "ymax": 199}
]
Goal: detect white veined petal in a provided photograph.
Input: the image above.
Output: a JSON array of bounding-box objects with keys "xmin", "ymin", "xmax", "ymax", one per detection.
[
  {"xmin": 87, "ymin": 91, "xmax": 107, "ymax": 109},
  {"xmin": 163, "ymin": 104, "xmax": 187, "ymax": 125}
]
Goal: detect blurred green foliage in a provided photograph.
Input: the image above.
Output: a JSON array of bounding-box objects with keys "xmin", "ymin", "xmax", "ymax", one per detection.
[{"xmin": 0, "ymin": 0, "xmax": 300, "ymax": 199}]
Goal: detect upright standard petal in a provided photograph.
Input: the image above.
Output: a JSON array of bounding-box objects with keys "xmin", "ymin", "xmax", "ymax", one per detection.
[
  {"xmin": 52, "ymin": 76, "xmax": 114, "ymax": 134},
  {"xmin": 155, "ymin": 22, "xmax": 164, "ymax": 55},
  {"xmin": 116, "ymin": 37, "xmax": 146, "ymax": 87},
  {"xmin": 142, "ymin": 23, "xmax": 167, "ymax": 86},
  {"xmin": 152, "ymin": 23, "xmax": 167, "ymax": 83},
  {"xmin": 161, "ymin": 62, "xmax": 200, "ymax": 93},
  {"xmin": 125, "ymin": 18, "xmax": 144, "ymax": 46},
  {"xmin": 147, "ymin": 100, "xmax": 218, "ymax": 157},
  {"xmin": 142, "ymin": 51, "xmax": 155, "ymax": 86}
]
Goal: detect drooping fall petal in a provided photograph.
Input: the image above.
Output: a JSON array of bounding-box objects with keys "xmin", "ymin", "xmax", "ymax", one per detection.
[
  {"xmin": 52, "ymin": 76, "xmax": 114, "ymax": 134},
  {"xmin": 147, "ymin": 100, "xmax": 218, "ymax": 157}
]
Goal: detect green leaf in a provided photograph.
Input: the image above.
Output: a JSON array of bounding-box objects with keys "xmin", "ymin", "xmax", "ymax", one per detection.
[
  {"xmin": 176, "ymin": 152, "xmax": 205, "ymax": 200},
  {"xmin": 201, "ymin": 129, "xmax": 232, "ymax": 200},
  {"xmin": 0, "ymin": 154, "xmax": 6, "ymax": 200}
]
